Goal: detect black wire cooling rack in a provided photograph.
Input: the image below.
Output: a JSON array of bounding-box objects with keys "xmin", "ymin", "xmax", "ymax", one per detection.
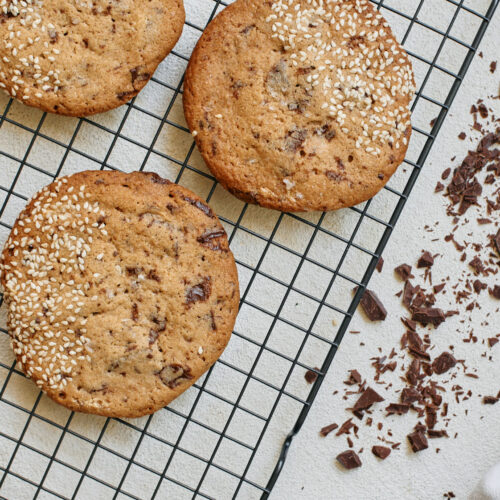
[{"xmin": 0, "ymin": 0, "xmax": 498, "ymax": 498}]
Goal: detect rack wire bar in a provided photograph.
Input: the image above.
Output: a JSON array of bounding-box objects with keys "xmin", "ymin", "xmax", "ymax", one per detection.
[{"xmin": 0, "ymin": 0, "xmax": 498, "ymax": 499}]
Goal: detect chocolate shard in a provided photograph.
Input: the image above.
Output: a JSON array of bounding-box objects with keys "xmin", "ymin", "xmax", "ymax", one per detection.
[
  {"xmin": 345, "ymin": 369, "xmax": 363, "ymax": 385},
  {"xmin": 406, "ymin": 359, "xmax": 421, "ymax": 386},
  {"xmin": 483, "ymin": 396, "xmax": 499, "ymax": 405},
  {"xmin": 489, "ymin": 286, "xmax": 500, "ymax": 300},
  {"xmin": 352, "ymin": 387, "xmax": 384, "ymax": 412},
  {"xmin": 336, "ymin": 450, "xmax": 362, "ymax": 470},
  {"xmin": 386, "ymin": 403, "xmax": 410, "ymax": 415},
  {"xmin": 319, "ymin": 423, "xmax": 339, "ymax": 437},
  {"xmin": 402, "ymin": 281, "xmax": 417, "ymax": 309},
  {"xmin": 411, "ymin": 307, "xmax": 446, "ymax": 327},
  {"xmin": 376, "ymin": 257, "xmax": 384, "ymax": 273},
  {"xmin": 432, "ymin": 352, "xmax": 457, "ymax": 375},
  {"xmin": 488, "ymin": 338, "xmax": 499, "ymax": 348},
  {"xmin": 427, "ymin": 429, "xmax": 449, "ymax": 438},
  {"xmin": 359, "ymin": 289, "xmax": 387, "ymax": 321},
  {"xmin": 417, "ymin": 251, "xmax": 434, "ymax": 268},
  {"xmin": 372, "ymin": 445, "xmax": 391, "ymax": 460},
  {"xmin": 401, "ymin": 387, "xmax": 422, "ymax": 404},
  {"xmin": 494, "ymin": 229, "xmax": 500, "ymax": 255},
  {"xmin": 408, "ymin": 431, "xmax": 429, "ymax": 453},
  {"xmin": 395, "ymin": 264, "xmax": 413, "ymax": 281}
]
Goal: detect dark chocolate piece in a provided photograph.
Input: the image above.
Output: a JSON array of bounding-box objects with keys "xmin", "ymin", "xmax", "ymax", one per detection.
[
  {"xmin": 386, "ymin": 403, "xmax": 410, "ymax": 415},
  {"xmin": 432, "ymin": 352, "xmax": 457, "ymax": 375},
  {"xmin": 372, "ymin": 446, "xmax": 391, "ymax": 460},
  {"xmin": 417, "ymin": 251, "xmax": 434, "ymax": 268},
  {"xmin": 352, "ymin": 387, "xmax": 384, "ymax": 412},
  {"xmin": 395, "ymin": 264, "xmax": 413, "ymax": 281},
  {"xmin": 305, "ymin": 367, "xmax": 320, "ymax": 384},
  {"xmin": 359, "ymin": 289, "xmax": 387, "ymax": 321},
  {"xmin": 408, "ymin": 431, "xmax": 428, "ymax": 453},
  {"xmin": 411, "ymin": 307, "xmax": 445, "ymax": 327},
  {"xmin": 336, "ymin": 450, "xmax": 362, "ymax": 470},
  {"xmin": 319, "ymin": 423, "xmax": 339, "ymax": 437}
]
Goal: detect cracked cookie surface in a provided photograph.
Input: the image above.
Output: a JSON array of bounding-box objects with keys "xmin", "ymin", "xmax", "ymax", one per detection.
[
  {"xmin": 0, "ymin": 170, "xmax": 239, "ymax": 417},
  {"xmin": 183, "ymin": 0, "xmax": 415, "ymax": 212},
  {"xmin": 0, "ymin": 0, "xmax": 184, "ymax": 115}
]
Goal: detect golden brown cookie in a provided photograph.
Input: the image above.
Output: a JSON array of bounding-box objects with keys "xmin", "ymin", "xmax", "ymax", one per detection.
[
  {"xmin": 183, "ymin": 0, "xmax": 415, "ymax": 212},
  {"xmin": 0, "ymin": 171, "xmax": 239, "ymax": 418},
  {"xmin": 0, "ymin": 0, "xmax": 184, "ymax": 115}
]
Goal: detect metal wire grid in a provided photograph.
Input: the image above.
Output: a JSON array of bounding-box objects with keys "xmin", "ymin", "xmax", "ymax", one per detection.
[{"xmin": 0, "ymin": 0, "xmax": 497, "ymax": 498}]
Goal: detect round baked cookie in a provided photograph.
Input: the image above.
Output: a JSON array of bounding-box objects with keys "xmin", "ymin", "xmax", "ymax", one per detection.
[
  {"xmin": 0, "ymin": 171, "xmax": 239, "ymax": 418},
  {"xmin": 184, "ymin": 0, "xmax": 415, "ymax": 212},
  {"xmin": 0, "ymin": 0, "xmax": 184, "ymax": 115}
]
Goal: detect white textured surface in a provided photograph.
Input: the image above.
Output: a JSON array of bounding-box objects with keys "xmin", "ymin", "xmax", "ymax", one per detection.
[
  {"xmin": 273, "ymin": 9, "xmax": 500, "ymax": 500},
  {"xmin": 0, "ymin": 1, "xmax": 498, "ymax": 499}
]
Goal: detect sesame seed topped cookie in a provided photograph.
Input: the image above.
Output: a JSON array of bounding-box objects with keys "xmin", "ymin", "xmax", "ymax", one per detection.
[
  {"xmin": 183, "ymin": 0, "xmax": 415, "ymax": 212},
  {"xmin": 0, "ymin": 171, "xmax": 239, "ymax": 417},
  {"xmin": 0, "ymin": 0, "xmax": 184, "ymax": 115}
]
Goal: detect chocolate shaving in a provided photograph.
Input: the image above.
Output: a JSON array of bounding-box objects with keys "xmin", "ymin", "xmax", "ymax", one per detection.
[
  {"xmin": 483, "ymin": 396, "xmax": 499, "ymax": 405},
  {"xmin": 319, "ymin": 423, "xmax": 339, "ymax": 437}
]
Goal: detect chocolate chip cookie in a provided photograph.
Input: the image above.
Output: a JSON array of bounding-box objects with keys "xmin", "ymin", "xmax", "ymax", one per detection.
[
  {"xmin": 184, "ymin": 0, "xmax": 415, "ymax": 212},
  {"xmin": 0, "ymin": 0, "xmax": 184, "ymax": 115},
  {"xmin": 0, "ymin": 171, "xmax": 239, "ymax": 417}
]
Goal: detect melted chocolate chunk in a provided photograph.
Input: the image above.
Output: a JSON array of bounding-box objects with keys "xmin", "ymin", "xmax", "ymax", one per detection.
[
  {"xmin": 183, "ymin": 196, "xmax": 215, "ymax": 218},
  {"xmin": 159, "ymin": 364, "xmax": 193, "ymax": 389},
  {"xmin": 336, "ymin": 450, "xmax": 362, "ymax": 469},
  {"xmin": 285, "ymin": 128, "xmax": 307, "ymax": 153},
  {"xmin": 186, "ymin": 277, "xmax": 212, "ymax": 306},
  {"xmin": 197, "ymin": 228, "xmax": 227, "ymax": 251}
]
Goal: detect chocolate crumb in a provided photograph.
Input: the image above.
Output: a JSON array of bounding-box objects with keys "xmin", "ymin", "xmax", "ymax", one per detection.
[
  {"xmin": 305, "ymin": 367, "xmax": 320, "ymax": 384},
  {"xmin": 458, "ymin": 132, "xmax": 466, "ymax": 140},
  {"xmin": 376, "ymin": 257, "xmax": 384, "ymax": 273},
  {"xmin": 490, "ymin": 61, "xmax": 497, "ymax": 73}
]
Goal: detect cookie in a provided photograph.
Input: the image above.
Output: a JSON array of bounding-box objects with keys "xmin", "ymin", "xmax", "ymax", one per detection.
[
  {"xmin": 0, "ymin": 171, "xmax": 239, "ymax": 418},
  {"xmin": 183, "ymin": 0, "xmax": 415, "ymax": 212},
  {"xmin": 0, "ymin": 0, "xmax": 184, "ymax": 115}
]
